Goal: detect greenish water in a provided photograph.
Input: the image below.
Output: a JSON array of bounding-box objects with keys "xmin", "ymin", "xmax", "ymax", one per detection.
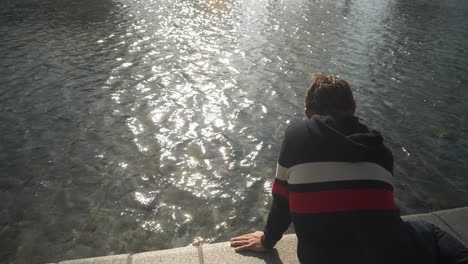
[{"xmin": 0, "ymin": 0, "xmax": 467, "ymax": 263}]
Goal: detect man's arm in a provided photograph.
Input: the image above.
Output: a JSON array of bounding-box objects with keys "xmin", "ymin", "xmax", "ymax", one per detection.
[
  {"xmin": 230, "ymin": 164, "xmax": 291, "ymax": 252},
  {"xmin": 231, "ymin": 128, "xmax": 293, "ymax": 252},
  {"xmin": 231, "ymin": 127, "xmax": 294, "ymax": 251},
  {"xmin": 261, "ymin": 164, "xmax": 291, "ymax": 249}
]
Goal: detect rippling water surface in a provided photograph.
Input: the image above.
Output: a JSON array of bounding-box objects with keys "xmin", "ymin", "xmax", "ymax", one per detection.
[{"xmin": 1, "ymin": 0, "xmax": 468, "ymax": 262}]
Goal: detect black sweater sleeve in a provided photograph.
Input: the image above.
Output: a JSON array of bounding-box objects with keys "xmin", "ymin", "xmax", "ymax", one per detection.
[
  {"xmin": 261, "ymin": 188, "xmax": 291, "ymax": 249},
  {"xmin": 261, "ymin": 128, "xmax": 294, "ymax": 249}
]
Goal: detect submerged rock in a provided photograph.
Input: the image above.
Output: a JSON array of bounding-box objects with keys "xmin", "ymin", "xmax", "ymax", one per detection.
[
  {"xmin": 429, "ymin": 128, "xmax": 457, "ymax": 142},
  {"xmin": 85, "ymin": 222, "xmax": 97, "ymax": 232}
]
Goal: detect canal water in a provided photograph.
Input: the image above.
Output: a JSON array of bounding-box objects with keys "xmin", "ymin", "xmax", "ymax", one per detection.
[{"xmin": 1, "ymin": 0, "xmax": 467, "ymax": 263}]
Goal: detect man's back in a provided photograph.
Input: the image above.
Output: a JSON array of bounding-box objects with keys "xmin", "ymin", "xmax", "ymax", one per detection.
[
  {"xmin": 229, "ymin": 74, "xmax": 468, "ymax": 263},
  {"xmin": 271, "ymin": 113, "xmax": 433, "ymax": 263}
]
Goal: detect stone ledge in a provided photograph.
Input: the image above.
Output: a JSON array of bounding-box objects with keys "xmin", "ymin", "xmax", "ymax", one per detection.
[
  {"xmin": 51, "ymin": 207, "xmax": 468, "ymax": 264},
  {"xmin": 132, "ymin": 246, "xmax": 199, "ymax": 264},
  {"xmin": 401, "ymin": 211, "xmax": 465, "ymax": 242},
  {"xmin": 432, "ymin": 207, "xmax": 468, "ymax": 246},
  {"xmin": 58, "ymin": 254, "xmax": 129, "ymax": 264},
  {"xmin": 202, "ymin": 241, "xmax": 274, "ymax": 264}
]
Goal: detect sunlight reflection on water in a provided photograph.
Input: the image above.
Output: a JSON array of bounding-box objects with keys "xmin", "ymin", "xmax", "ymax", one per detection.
[{"xmin": 1, "ymin": 0, "xmax": 468, "ymax": 262}]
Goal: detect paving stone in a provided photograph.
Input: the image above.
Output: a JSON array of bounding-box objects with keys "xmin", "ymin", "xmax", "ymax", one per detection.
[
  {"xmin": 59, "ymin": 254, "xmax": 129, "ymax": 264},
  {"xmin": 132, "ymin": 247, "xmax": 199, "ymax": 264},
  {"xmin": 202, "ymin": 242, "xmax": 276, "ymax": 264},
  {"xmin": 273, "ymin": 234, "xmax": 300, "ymax": 264},
  {"xmin": 433, "ymin": 207, "xmax": 468, "ymax": 246}
]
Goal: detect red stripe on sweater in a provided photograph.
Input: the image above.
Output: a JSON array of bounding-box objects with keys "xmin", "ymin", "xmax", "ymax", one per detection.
[
  {"xmin": 289, "ymin": 189, "xmax": 398, "ymax": 213},
  {"xmin": 272, "ymin": 181, "xmax": 289, "ymax": 198}
]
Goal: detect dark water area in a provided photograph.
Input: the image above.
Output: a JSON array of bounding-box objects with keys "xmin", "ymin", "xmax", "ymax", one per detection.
[{"xmin": 1, "ymin": 0, "xmax": 467, "ymax": 263}]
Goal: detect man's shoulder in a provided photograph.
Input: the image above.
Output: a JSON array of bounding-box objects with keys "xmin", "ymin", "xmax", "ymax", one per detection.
[
  {"xmin": 284, "ymin": 118, "xmax": 318, "ymax": 134},
  {"xmin": 283, "ymin": 118, "xmax": 322, "ymax": 140}
]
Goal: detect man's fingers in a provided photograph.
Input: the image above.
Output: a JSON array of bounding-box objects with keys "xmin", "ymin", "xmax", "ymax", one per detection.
[
  {"xmin": 231, "ymin": 231, "xmax": 266, "ymax": 253},
  {"xmin": 230, "ymin": 236, "xmax": 251, "ymax": 242},
  {"xmin": 234, "ymin": 243, "xmax": 254, "ymax": 252},
  {"xmin": 230, "ymin": 240, "xmax": 249, "ymax": 247},
  {"xmin": 230, "ymin": 234, "xmax": 254, "ymax": 240}
]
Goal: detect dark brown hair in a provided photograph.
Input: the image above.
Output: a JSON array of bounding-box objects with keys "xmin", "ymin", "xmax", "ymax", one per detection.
[{"xmin": 305, "ymin": 73, "xmax": 355, "ymax": 114}]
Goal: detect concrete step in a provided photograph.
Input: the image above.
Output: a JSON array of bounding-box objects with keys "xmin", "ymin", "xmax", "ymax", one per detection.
[{"xmin": 50, "ymin": 207, "xmax": 468, "ymax": 264}]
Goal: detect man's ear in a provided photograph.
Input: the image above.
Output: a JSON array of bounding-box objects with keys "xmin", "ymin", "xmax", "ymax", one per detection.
[{"xmin": 304, "ymin": 108, "xmax": 313, "ymax": 119}]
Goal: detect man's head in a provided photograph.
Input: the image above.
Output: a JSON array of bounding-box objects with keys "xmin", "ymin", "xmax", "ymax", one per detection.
[{"xmin": 304, "ymin": 73, "xmax": 356, "ymax": 119}]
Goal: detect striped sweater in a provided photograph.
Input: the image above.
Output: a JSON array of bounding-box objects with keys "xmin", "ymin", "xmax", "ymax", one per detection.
[{"xmin": 261, "ymin": 113, "xmax": 433, "ymax": 264}]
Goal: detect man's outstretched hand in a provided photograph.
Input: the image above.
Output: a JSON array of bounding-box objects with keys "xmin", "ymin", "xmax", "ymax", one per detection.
[{"xmin": 230, "ymin": 231, "xmax": 268, "ymax": 252}]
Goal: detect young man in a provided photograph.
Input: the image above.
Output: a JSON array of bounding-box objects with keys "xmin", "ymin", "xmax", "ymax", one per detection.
[{"xmin": 230, "ymin": 74, "xmax": 468, "ymax": 264}]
